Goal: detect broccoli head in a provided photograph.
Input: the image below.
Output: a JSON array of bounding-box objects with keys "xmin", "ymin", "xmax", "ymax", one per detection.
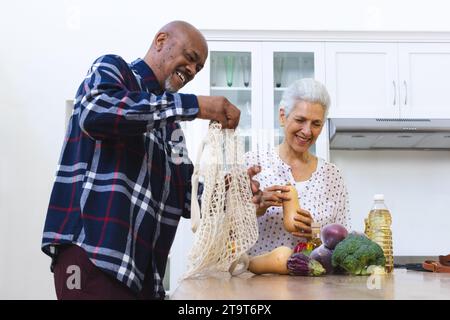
[{"xmin": 331, "ymin": 234, "xmax": 386, "ymax": 275}]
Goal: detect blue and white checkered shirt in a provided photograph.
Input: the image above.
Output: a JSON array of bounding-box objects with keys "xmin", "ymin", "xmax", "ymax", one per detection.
[{"xmin": 42, "ymin": 54, "xmax": 199, "ymax": 298}]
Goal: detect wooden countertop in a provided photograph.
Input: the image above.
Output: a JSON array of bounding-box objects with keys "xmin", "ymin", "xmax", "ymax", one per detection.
[{"xmin": 170, "ymin": 269, "xmax": 450, "ymax": 300}]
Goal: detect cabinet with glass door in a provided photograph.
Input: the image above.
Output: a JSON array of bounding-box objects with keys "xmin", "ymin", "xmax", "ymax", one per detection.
[
  {"xmin": 261, "ymin": 42, "xmax": 328, "ymax": 160},
  {"xmin": 208, "ymin": 42, "xmax": 263, "ymax": 153},
  {"xmin": 207, "ymin": 41, "xmax": 328, "ymax": 160}
]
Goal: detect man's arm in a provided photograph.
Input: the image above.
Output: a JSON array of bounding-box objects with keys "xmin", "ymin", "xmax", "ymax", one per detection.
[{"xmin": 78, "ymin": 55, "xmax": 199, "ymax": 140}]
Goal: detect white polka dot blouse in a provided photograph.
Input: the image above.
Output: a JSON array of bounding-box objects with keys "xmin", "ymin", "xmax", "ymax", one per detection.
[{"xmin": 245, "ymin": 148, "xmax": 351, "ymax": 256}]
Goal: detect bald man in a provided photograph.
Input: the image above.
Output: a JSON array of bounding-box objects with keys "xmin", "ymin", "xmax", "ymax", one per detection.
[
  {"xmin": 145, "ymin": 21, "xmax": 240, "ymax": 128},
  {"xmin": 41, "ymin": 21, "xmax": 262, "ymax": 300}
]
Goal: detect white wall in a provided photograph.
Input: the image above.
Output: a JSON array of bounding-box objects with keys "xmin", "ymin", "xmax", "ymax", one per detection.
[
  {"xmin": 331, "ymin": 150, "xmax": 450, "ymax": 256},
  {"xmin": 2, "ymin": 0, "xmax": 450, "ymax": 299}
]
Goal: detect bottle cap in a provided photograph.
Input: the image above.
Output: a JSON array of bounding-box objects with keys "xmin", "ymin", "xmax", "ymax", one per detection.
[{"xmin": 373, "ymin": 194, "xmax": 384, "ymax": 201}]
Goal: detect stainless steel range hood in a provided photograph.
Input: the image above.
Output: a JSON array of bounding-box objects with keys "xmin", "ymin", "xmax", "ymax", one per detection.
[{"xmin": 329, "ymin": 118, "xmax": 450, "ymax": 150}]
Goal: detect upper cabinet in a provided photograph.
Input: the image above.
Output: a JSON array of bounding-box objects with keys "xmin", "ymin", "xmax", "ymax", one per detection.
[
  {"xmin": 326, "ymin": 41, "xmax": 450, "ymax": 119},
  {"xmin": 398, "ymin": 43, "xmax": 450, "ymax": 119},
  {"xmin": 260, "ymin": 42, "xmax": 327, "ymax": 159},
  {"xmin": 325, "ymin": 42, "xmax": 398, "ymax": 118},
  {"xmin": 208, "ymin": 41, "xmax": 263, "ymax": 152},
  {"xmin": 191, "ymin": 41, "xmax": 328, "ymax": 159}
]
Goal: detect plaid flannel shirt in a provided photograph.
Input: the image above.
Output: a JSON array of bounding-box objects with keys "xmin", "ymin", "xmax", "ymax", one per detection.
[{"xmin": 42, "ymin": 54, "xmax": 200, "ymax": 298}]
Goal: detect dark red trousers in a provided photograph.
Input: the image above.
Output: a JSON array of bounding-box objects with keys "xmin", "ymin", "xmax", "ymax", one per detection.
[{"xmin": 53, "ymin": 244, "xmax": 157, "ymax": 300}]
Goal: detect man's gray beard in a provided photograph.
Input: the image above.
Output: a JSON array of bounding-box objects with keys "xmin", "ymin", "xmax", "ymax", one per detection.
[{"xmin": 164, "ymin": 76, "xmax": 178, "ymax": 93}]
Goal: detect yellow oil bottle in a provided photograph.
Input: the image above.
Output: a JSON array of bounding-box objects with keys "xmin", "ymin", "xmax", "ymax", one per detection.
[{"xmin": 366, "ymin": 194, "xmax": 394, "ymax": 273}]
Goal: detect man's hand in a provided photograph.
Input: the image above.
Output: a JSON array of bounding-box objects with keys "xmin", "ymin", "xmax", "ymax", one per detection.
[
  {"xmin": 197, "ymin": 96, "xmax": 241, "ymax": 129},
  {"xmin": 291, "ymin": 208, "xmax": 313, "ymax": 239},
  {"xmin": 256, "ymin": 185, "xmax": 292, "ymax": 216},
  {"xmin": 247, "ymin": 165, "xmax": 263, "ymax": 209}
]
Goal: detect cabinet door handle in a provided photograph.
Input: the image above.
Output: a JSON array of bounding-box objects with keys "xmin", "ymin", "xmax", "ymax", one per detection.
[
  {"xmin": 392, "ymin": 81, "xmax": 396, "ymax": 105},
  {"xmin": 403, "ymin": 80, "xmax": 407, "ymax": 105}
]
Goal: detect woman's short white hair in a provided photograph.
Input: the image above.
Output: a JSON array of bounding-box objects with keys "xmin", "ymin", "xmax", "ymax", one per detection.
[{"xmin": 279, "ymin": 78, "xmax": 331, "ymax": 118}]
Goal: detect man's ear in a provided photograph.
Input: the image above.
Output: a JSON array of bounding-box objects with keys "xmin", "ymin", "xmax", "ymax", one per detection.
[{"xmin": 154, "ymin": 32, "xmax": 168, "ymax": 51}]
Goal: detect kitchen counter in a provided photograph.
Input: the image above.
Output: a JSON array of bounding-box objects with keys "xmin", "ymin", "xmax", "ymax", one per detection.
[{"xmin": 170, "ymin": 269, "xmax": 450, "ymax": 300}]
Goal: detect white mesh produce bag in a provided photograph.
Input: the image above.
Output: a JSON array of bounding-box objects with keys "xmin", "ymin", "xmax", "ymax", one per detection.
[{"xmin": 183, "ymin": 122, "xmax": 259, "ymax": 279}]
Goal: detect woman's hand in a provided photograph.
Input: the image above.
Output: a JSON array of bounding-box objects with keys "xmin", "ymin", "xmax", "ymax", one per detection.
[
  {"xmin": 247, "ymin": 165, "xmax": 263, "ymax": 208},
  {"xmin": 256, "ymin": 185, "xmax": 292, "ymax": 216},
  {"xmin": 291, "ymin": 208, "xmax": 313, "ymax": 239}
]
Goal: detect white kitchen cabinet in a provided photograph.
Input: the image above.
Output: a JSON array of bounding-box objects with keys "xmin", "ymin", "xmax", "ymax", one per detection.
[
  {"xmin": 326, "ymin": 41, "xmax": 450, "ymax": 119},
  {"xmin": 398, "ymin": 43, "xmax": 450, "ymax": 119},
  {"xmin": 325, "ymin": 42, "xmax": 399, "ymax": 118},
  {"xmin": 208, "ymin": 41, "xmax": 264, "ymax": 152},
  {"xmin": 261, "ymin": 42, "xmax": 326, "ymax": 157},
  {"xmin": 199, "ymin": 41, "xmax": 328, "ymax": 158}
]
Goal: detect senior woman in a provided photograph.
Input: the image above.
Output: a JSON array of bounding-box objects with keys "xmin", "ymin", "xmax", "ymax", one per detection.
[{"xmin": 245, "ymin": 78, "xmax": 350, "ymax": 256}]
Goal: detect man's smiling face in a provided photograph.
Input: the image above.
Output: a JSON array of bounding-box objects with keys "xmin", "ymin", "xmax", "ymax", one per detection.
[{"xmin": 155, "ymin": 30, "xmax": 207, "ymax": 93}]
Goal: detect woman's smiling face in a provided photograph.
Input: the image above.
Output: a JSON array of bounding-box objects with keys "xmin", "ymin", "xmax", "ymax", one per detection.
[{"xmin": 280, "ymin": 100, "xmax": 325, "ymax": 153}]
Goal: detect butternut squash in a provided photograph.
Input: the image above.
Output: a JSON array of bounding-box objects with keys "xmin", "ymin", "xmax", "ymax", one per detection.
[
  {"xmin": 248, "ymin": 246, "xmax": 293, "ymax": 275},
  {"xmin": 282, "ymin": 184, "xmax": 300, "ymax": 232}
]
